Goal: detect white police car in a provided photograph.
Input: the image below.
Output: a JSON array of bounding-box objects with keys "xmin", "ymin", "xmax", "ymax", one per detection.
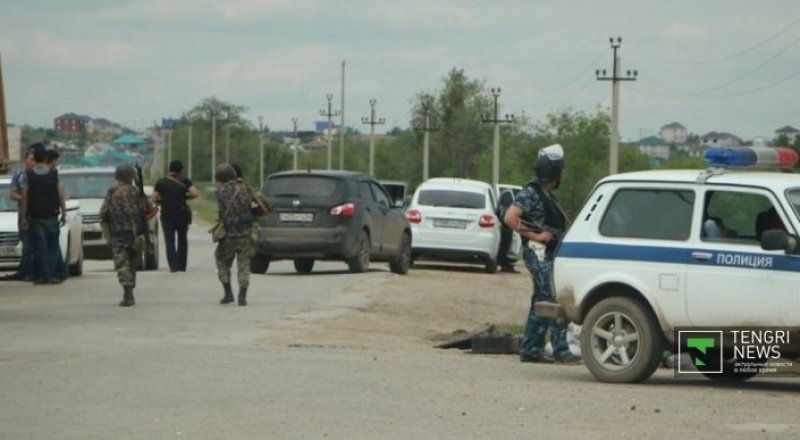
[{"xmin": 541, "ymin": 146, "xmax": 800, "ymax": 383}]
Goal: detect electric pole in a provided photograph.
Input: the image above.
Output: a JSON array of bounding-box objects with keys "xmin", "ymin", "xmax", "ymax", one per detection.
[
  {"xmin": 362, "ymin": 99, "xmax": 385, "ymax": 177},
  {"xmin": 292, "ymin": 118, "xmax": 299, "ymax": 171},
  {"xmin": 596, "ymin": 36, "xmax": 637, "ymax": 175},
  {"xmin": 481, "ymin": 88, "xmax": 514, "ymax": 189},
  {"xmin": 413, "ymin": 99, "xmax": 438, "ymax": 182},
  {"xmin": 258, "ymin": 116, "xmax": 267, "ymax": 187},
  {"xmin": 225, "ymin": 123, "xmax": 231, "ymax": 163},
  {"xmin": 320, "ymin": 94, "xmax": 340, "ymax": 170},
  {"xmin": 187, "ymin": 122, "xmax": 193, "ymax": 180},
  {"xmin": 339, "ymin": 60, "xmax": 346, "ymax": 170},
  {"xmin": 211, "ymin": 113, "xmax": 218, "ymax": 183}
]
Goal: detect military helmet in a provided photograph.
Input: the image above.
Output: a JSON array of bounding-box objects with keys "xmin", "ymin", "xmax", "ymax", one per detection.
[
  {"xmin": 215, "ymin": 163, "xmax": 236, "ymax": 183},
  {"xmin": 534, "ymin": 143, "xmax": 565, "ymax": 186},
  {"xmin": 115, "ymin": 164, "xmax": 136, "ymax": 182}
]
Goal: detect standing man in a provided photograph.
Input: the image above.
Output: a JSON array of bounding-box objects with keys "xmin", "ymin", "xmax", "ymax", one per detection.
[
  {"xmin": 21, "ymin": 146, "xmax": 65, "ymax": 285},
  {"xmin": 504, "ymin": 144, "xmax": 580, "ymax": 364},
  {"xmin": 496, "ymin": 189, "xmax": 518, "ymax": 273},
  {"xmin": 101, "ymin": 164, "xmax": 154, "ymax": 307},
  {"xmin": 46, "ymin": 149, "xmax": 68, "ymax": 282},
  {"xmin": 151, "ymin": 160, "xmax": 198, "ymax": 272},
  {"xmin": 3, "ymin": 147, "xmax": 37, "ymax": 281},
  {"xmin": 214, "ymin": 164, "xmax": 256, "ymax": 306}
]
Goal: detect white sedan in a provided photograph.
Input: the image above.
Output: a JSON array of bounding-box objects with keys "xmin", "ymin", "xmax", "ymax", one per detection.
[
  {"xmin": 0, "ymin": 177, "xmax": 84, "ymax": 276},
  {"xmin": 406, "ymin": 177, "xmax": 501, "ymax": 273}
]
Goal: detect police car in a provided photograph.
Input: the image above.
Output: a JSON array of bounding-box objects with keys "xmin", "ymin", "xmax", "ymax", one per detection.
[{"xmin": 540, "ymin": 146, "xmax": 800, "ymax": 383}]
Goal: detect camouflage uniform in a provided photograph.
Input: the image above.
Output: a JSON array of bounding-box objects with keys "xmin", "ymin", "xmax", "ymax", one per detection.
[
  {"xmin": 215, "ymin": 179, "xmax": 256, "ymax": 304},
  {"xmin": 101, "ymin": 179, "xmax": 150, "ymax": 305},
  {"xmin": 514, "ymin": 179, "xmax": 572, "ymax": 361}
]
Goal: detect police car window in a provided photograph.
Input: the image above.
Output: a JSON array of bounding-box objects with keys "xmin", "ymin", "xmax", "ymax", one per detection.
[
  {"xmin": 600, "ymin": 189, "xmax": 694, "ymax": 240},
  {"xmin": 785, "ymin": 189, "xmax": 800, "ymax": 224},
  {"xmin": 704, "ymin": 191, "xmax": 777, "ymax": 242}
]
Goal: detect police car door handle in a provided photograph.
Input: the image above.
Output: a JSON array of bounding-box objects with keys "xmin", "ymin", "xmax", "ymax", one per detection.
[{"xmin": 691, "ymin": 251, "xmax": 713, "ymax": 261}]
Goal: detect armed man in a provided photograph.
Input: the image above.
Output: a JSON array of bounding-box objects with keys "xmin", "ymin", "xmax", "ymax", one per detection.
[{"xmin": 100, "ymin": 164, "xmax": 156, "ymax": 307}]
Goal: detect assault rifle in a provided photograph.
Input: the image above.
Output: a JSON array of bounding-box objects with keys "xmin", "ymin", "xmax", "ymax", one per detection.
[
  {"xmin": 134, "ymin": 163, "xmax": 157, "ymax": 267},
  {"xmin": 516, "ymin": 218, "xmax": 563, "ymax": 242}
]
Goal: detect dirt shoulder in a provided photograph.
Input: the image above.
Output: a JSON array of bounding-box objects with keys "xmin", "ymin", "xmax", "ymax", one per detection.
[{"xmin": 260, "ymin": 264, "xmax": 532, "ymax": 352}]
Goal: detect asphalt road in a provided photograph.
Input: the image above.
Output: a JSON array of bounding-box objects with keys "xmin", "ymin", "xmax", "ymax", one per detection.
[{"xmin": 2, "ymin": 225, "xmax": 800, "ymax": 439}]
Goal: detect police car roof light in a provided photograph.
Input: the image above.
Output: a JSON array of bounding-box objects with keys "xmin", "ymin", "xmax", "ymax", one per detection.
[{"xmin": 703, "ymin": 146, "xmax": 798, "ymax": 168}]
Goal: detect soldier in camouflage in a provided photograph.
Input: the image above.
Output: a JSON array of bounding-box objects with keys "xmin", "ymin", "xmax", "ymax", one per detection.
[
  {"xmin": 100, "ymin": 164, "xmax": 154, "ymax": 307},
  {"xmin": 214, "ymin": 164, "xmax": 257, "ymax": 306}
]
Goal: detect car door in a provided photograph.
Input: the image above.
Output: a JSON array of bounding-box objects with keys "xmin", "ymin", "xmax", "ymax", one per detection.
[
  {"xmin": 358, "ymin": 180, "xmax": 385, "ymax": 256},
  {"xmin": 685, "ymin": 187, "xmax": 799, "ymax": 327},
  {"xmin": 369, "ymin": 180, "xmax": 401, "ymax": 256}
]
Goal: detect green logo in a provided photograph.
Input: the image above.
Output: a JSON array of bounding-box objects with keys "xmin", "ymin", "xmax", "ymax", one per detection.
[{"xmin": 677, "ymin": 331, "xmax": 723, "ymax": 374}]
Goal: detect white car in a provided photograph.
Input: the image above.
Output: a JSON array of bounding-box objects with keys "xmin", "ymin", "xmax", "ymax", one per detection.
[
  {"xmin": 542, "ymin": 146, "xmax": 800, "ymax": 383},
  {"xmin": 59, "ymin": 167, "xmax": 159, "ymax": 270},
  {"xmin": 406, "ymin": 177, "xmax": 501, "ymax": 273},
  {"xmin": 0, "ymin": 177, "xmax": 84, "ymax": 276}
]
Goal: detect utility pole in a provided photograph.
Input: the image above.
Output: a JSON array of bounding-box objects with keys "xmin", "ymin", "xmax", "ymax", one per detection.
[
  {"xmin": 362, "ymin": 99, "xmax": 385, "ymax": 177},
  {"xmin": 413, "ymin": 99, "xmax": 438, "ymax": 182},
  {"xmin": 292, "ymin": 118, "xmax": 299, "ymax": 171},
  {"xmin": 596, "ymin": 37, "xmax": 637, "ymax": 175},
  {"xmin": 187, "ymin": 122, "xmax": 193, "ymax": 180},
  {"xmin": 320, "ymin": 94, "xmax": 340, "ymax": 170},
  {"xmin": 339, "ymin": 60, "xmax": 346, "ymax": 170},
  {"xmin": 481, "ymin": 88, "xmax": 514, "ymax": 189},
  {"xmin": 225, "ymin": 123, "xmax": 231, "ymax": 163},
  {"xmin": 211, "ymin": 113, "xmax": 218, "ymax": 183},
  {"xmin": 258, "ymin": 116, "xmax": 267, "ymax": 187}
]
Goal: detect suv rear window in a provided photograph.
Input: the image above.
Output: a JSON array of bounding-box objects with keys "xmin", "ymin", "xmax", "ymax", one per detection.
[
  {"xmin": 418, "ymin": 189, "xmax": 485, "ymax": 209},
  {"xmin": 600, "ymin": 188, "xmax": 694, "ymax": 240},
  {"xmin": 264, "ymin": 176, "xmax": 341, "ymax": 198}
]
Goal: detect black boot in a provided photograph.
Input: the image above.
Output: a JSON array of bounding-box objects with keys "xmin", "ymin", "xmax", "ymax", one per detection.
[
  {"xmin": 119, "ymin": 286, "xmax": 135, "ymax": 307},
  {"xmin": 220, "ymin": 282, "xmax": 234, "ymax": 304},
  {"xmin": 237, "ymin": 285, "xmax": 248, "ymax": 306}
]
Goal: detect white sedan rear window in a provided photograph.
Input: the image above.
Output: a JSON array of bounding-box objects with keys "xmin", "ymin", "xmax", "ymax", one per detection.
[{"xmin": 418, "ymin": 189, "xmax": 484, "ymax": 209}]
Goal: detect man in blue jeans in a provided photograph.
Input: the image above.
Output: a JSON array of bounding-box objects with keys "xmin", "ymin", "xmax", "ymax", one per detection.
[
  {"xmin": 21, "ymin": 147, "xmax": 66, "ymax": 284},
  {"xmin": 151, "ymin": 160, "xmax": 198, "ymax": 272},
  {"xmin": 3, "ymin": 148, "xmax": 37, "ymax": 281}
]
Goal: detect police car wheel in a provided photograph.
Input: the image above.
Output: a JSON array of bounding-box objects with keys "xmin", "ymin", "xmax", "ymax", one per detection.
[{"xmin": 581, "ymin": 296, "xmax": 664, "ymax": 383}]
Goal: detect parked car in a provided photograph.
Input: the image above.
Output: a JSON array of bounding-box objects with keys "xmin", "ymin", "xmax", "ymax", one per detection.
[
  {"xmin": 540, "ymin": 147, "xmax": 800, "ymax": 383},
  {"xmin": 58, "ymin": 167, "xmax": 159, "ymax": 270},
  {"xmin": 252, "ymin": 170, "xmax": 412, "ymax": 274},
  {"xmin": 0, "ymin": 177, "xmax": 84, "ymax": 276},
  {"xmin": 406, "ymin": 177, "xmax": 501, "ymax": 273}
]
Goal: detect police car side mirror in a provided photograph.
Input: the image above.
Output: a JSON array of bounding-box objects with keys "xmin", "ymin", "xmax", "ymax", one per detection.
[{"xmin": 761, "ymin": 229, "xmax": 798, "ymax": 254}]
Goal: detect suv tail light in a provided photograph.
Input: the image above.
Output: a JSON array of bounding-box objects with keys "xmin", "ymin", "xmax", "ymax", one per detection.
[
  {"xmin": 406, "ymin": 209, "xmax": 422, "ymax": 224},
  {"xmin": 330, "ymin": 203, "xmax": 355, "ymax": 218},
  {"xmin": 478, "ymin": 213, "xmax": 495, "ymax": 228}
]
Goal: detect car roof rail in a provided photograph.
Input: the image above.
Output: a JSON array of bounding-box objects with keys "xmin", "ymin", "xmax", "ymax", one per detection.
[{"xmin": 695, "ymin": 166, "xmax": 726, "ymax": 184}]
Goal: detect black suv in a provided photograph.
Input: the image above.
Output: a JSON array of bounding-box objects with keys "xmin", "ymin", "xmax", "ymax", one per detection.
[{"xmin": 252, "ymin": 170, "xmax": 412, "ymax": 274}]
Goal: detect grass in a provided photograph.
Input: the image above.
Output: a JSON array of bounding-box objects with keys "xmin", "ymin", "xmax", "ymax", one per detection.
[{"xmin": 190, "ymin": 183, "xmax": 219, "ymax": 224}]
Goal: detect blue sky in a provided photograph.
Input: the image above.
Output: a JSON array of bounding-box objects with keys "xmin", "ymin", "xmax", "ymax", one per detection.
[{"xmin": 2, "ymin": 0, "xmax": 799, "ymax": 141}]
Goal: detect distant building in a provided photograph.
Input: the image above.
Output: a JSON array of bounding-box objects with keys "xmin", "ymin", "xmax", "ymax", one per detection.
[
  {"xmin": 160, "ymin": 118, "xmax": 181, "ymax": 130},
  {"xmin": 699, "ymin": 131, "xmax": 742, "ymax": 148},
  {"xmin": 87, "ymin": 118, "xmax": 124, "ymax": 136},
  {"xmin": 659, "ymin": 122, "xmax": 688, "ymax": 144},
  {"xmin": 638, "ymin": 136, "xmax": 670, "ymax": 162},
  {"xmin": 55, "ymin": 113, "xmax": 91, "ymax": 133},
  {"xmin": 774, "ymin": 125, "xmax": 799, "ymax": 145}
]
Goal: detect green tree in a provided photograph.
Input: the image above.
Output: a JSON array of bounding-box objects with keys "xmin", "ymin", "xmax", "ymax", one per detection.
[{"xmin": 774, "ymin": 133, "xmax": 790, "ymax": 147}]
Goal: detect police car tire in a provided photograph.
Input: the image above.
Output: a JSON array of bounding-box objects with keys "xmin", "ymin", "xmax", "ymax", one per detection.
[{"xmin": 581, "ymin": 296, "xmax": 664, "ymax": 384}]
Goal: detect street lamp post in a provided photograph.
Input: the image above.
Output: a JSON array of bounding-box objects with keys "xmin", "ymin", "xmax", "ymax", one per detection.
[
  {"xmin": 320, "ymin": 94, "xmax": 340, "ymax": 170},
  {"xmin": 361, "ymin": 99, "xmax": 385, "ymax": 177},
  {"xmin": 481, "ymin": 88, "xmax": 515, "ymax": 189}
]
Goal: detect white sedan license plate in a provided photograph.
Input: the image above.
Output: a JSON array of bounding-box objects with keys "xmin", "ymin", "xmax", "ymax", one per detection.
[
  {"xmin": 0, "ymin": 246, "xmax": 17, "ymax": 256},
  {"xmin": 433, "ymin": 218, "xmax": 467, "ymax": 229},
  {"xmin": 279, "ymin": 212, "xmax": 314, "ymax": 222}
]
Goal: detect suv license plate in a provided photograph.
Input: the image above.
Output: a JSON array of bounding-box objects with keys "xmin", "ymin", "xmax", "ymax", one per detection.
[
  {"xmin": 279, "ymin": 213, "xmax": 314, "ymax": 222},
  {"xmin": 433, "ymin": 219, "xmax": 467, "ymax": 229}
]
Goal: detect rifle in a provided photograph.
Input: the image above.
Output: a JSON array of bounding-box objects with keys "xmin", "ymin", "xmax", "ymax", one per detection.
[
  {"xmin": 134, "ymin": 163, "xmax": 157, "ymax": 257},
  {"xmin": 517, "ymin": 219, "xmax": 563, "ymax": 243}
]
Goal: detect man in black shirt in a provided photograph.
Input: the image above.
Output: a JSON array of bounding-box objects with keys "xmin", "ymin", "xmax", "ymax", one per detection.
[
  {"xmin": 151, "ymin": 160, "xmax": 198, "ymax": 272},
  {"xmin": 21, "ymin": 147, "xmax": 66, "ymax": 284}
]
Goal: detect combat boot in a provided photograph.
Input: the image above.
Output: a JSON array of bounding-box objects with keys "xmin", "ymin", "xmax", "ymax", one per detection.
[
  {"xmin": 237, "ymin": 285, "xmax": 248, "ymax": 306},
  {"xmin": 220, "ymin": 282, "xmax": 234, "ymax": 304},
  {"xmin": 119, "ymin": 286, "xmax": 135, "ymax": 307}
]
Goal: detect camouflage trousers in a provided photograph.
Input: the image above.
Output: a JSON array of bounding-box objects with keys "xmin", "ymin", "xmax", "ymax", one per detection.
[
  {"xmin": 110, "ymin": 233, "xmax": 139, "ymax": 288},
  {"xmin": 519, "ymin": 247, "xmax": 570, "ymax": 359},
  {"xmin": 215, "ymin": 235, "xmax": 254, "ymax": 287}
]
